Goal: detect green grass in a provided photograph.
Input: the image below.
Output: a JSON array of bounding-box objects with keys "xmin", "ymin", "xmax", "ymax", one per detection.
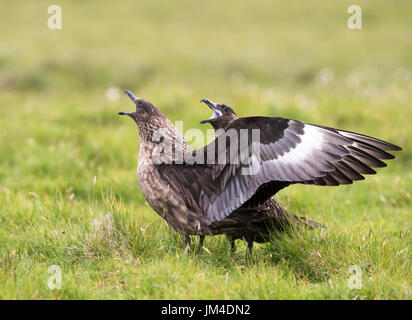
[{"xmin": 0, "ymin": 0, "xmax": 411, "ymax": 299}]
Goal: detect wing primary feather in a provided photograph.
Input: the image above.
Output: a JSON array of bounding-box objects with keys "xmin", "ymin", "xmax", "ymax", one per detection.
[
  {"xmin": 351, "ymin": 142, "xmax": 395, "ymax": 160},
  {"xmin": 322, "ymin": 173, "xmax": 340, "ymax": 186},
  {"xmin": 341, "ymin": 155, "xmax": 376, "ymax": 175},
  {"xmin": 335, "ymin": 161, "xmax": 365, "ymax": 180},
  {"xmin": 348, "ymin": 147, "xmax": 387, "ymax": 168},
  {"xmin": 328, "ymin": 167, "xmax": 353, "ymax": 185},
  {"xmin": 337, "ymin": 130, "xmax": 402, "ymax": 152}
]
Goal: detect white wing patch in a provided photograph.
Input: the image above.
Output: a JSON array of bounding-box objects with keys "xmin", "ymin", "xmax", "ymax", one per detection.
[{"xmin": 272, "ymin": 124, "xmax": 324, "ymax": 166}]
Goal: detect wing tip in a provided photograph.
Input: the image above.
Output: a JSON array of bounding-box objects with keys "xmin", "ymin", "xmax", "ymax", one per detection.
[
  {"xmin": 381, "ymin": 143, "xmax": 402, "ymax": 152},
  {"xmin": 391, "ymin": 145, "xmax": 403, "ymax": 152}
]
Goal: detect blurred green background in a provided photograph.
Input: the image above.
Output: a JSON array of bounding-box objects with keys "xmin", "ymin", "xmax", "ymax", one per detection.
[{"xmin": 0, "ymin": 0, "xmax": 410, "ymax": 299}]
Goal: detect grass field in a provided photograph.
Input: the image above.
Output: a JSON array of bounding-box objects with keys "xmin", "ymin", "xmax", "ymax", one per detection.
[{"xmin": 0, "ymin": 0, "xmax": 411, "ymax": 299}]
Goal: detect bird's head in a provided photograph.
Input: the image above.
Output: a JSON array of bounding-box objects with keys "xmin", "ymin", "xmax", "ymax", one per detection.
[
  {"xmin": 200, "ymin": 98, "xmax": 238, "ymax": 130},
  {"xmin": 119, "ymin": 90, "xmax": 171, "ymax": 138}
]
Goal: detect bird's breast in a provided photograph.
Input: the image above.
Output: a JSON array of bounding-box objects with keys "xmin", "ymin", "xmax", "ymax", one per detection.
[{"xmin": 137, "ymin": 154, "xmax": 209, "ymax": 235}]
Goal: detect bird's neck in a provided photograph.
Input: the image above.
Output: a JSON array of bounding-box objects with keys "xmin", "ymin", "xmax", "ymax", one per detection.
[{"xmin": 137, "ymin": 119, "xmax": 190, "ymax": 166}]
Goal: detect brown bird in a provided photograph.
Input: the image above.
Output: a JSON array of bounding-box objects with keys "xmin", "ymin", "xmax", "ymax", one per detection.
[
  {"xmin": 119, "ymin": 90, "xmax": 402, "ymax": 254},
  {"xmin": 199, "ymin": 98, "xmax": 323, "ymax": 253}
]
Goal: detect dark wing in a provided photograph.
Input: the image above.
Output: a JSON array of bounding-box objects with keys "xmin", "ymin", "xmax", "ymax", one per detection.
[{"xmin": 157, "ymin": 116, "xmax": 402, "ymax": 224}]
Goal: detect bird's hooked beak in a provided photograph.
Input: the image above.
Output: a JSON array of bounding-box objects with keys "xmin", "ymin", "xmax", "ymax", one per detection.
[
  {"xmin": 200, "ymin": 98, "xmax": 222, "ymax": 124},
  {"xmin": 118, "ymin": 90, "xmax": 138, "ymax": 116}
]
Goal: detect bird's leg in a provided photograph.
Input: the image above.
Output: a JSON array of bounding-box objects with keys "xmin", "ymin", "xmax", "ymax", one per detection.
[
  {"xmin": 184, "ymin": 235, "xmax": 191, "ymax": 254},
  {"xmin": 230, "ymin": 239, "xmax": 236, "ymax": 254},
  {"xmin": 246, "ymin": 240, "xmax": 253, "ymax": 255},
  {"xmin": 198, "ymin": 235, "xmax": 205, "ymax": 251},
  {"xmin": 226, "ymin": 235, "xmax": 236, "ymax": 254}
]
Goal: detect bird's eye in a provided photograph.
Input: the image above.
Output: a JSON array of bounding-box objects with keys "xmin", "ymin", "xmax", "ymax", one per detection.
[{"xmin": 223, "ymin": 106, "xmax": 230, "ymax": 112}]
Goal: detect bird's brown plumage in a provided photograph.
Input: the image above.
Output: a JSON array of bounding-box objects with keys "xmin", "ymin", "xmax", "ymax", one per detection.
[
  {"xmin": 119, "ymin": 91, "xmax": 402, "ymax": 252},
  {"xmin": 199, "ymin": 99, "xmax": 322, "ymax": 250}
]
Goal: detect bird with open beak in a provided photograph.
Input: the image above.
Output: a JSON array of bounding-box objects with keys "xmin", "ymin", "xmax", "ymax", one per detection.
[
  {"xmin": 199, "ymin": 98, "xmax": 324, "ymax": 252},
  {"xmin": 119, "ymin": 91, "xmax": 402, "ymax": 254},
  {"xmin": 199, "ymin": 98, "xmax": 237, "ymax": 130}
]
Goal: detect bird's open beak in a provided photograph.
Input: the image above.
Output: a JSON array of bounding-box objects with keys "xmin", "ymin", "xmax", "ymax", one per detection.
[
  {"xmin": 200, "ymin": 98, "xmax": 222, "ymax": 124},
  {"xmin": 124, "ymin": 90, "xmax": 137, "ymax": 102},
  {"xmin": 118, "ymin": 90, "xmax": 138, "ymax": 116}
]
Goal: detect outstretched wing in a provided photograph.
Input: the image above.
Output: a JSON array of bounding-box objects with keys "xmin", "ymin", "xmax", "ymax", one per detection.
[{"xmin": 157, "ymin": 116, "xmax": 402, "ymax": 224}]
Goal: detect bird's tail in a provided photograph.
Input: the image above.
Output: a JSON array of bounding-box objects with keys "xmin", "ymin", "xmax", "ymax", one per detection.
[
  {"xmin": 294, "ymin": 215, "xmax": 325, "ymax": 229},
  {"xmin": 268, "ymin": 199, "xmax": 325, "ymax": 230}
]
